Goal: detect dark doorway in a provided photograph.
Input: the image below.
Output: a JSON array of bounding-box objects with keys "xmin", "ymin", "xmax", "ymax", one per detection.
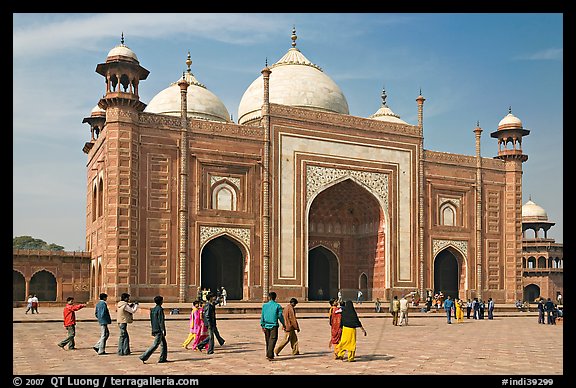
[
  {"xmin": 524, "ymin": 284, "xmax": 540, "ymax": 303},
  {"xmin": 13, "ymin": 271, "xmax": 26, "ymax": 301},
  {"xmin": 433, "ymin": 250, "xmax": 459, "ymax": 300},
  {"xmin": 308, "ymin": 246, "xmax": 338, "ymax": 300},
  {"xmin": 201, "ymin": 235, "xmax": 243, "ymax": 300},
  {"xmin": 29, "ymin": 270, "xmax": 57, "ymax": 301}
]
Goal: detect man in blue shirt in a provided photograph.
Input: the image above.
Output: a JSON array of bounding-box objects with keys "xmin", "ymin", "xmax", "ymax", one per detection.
[
  {"xmin": 93, "ymin": 293, "xmax": 112, "ymax": 355},
  {"xmin": 444, "ymin": 295, "xmax": 454, "ymax": 324},
  {"xmin": 260, "ymin": 291, "xmax": 286, "ymax": 361}
]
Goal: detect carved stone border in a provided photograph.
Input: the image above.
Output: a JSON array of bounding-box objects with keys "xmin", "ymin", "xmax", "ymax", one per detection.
[
  {"xmin": 210, "ymin": 175, "xmax": 241, "ymax": 190},
  {"xmin": 306, "ymin": 165, "xmax": 388, "ymax": 210},
  {"xmin": 432, "ymin": 239, "xmax": 468, "ymax": 258},
  {"xmin": 199, "ymin": 226, "xmax": 250, "ymax": 248}
]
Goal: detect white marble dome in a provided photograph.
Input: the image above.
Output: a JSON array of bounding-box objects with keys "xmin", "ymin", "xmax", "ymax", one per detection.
[
  {"xmin": 522, "ymin": 199, "xmax": 548, "ymax": 221},
  {"xmin": 106, "ymin": 36, "xmax": 139, "ymax": 63},
  {"xmin": 145, "ymin": 66, "xmax": 230, "ymax": 123},
  {"xmin": 498, "ymin": 108, "xmax": 523, "ymax": 129},
  {"xmin": 238, "ymin": 31, "xmax": 349, "ymax": 125},
  {"xmin": 90, "ymin": 105, "xmax": 106, "ymax": 117},
  {"xmin": 369, "ymin": 89, "xmax": 408, "ymax": 124}
]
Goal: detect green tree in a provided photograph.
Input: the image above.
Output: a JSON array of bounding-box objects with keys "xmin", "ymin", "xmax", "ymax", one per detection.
[{"xmin": 13, "ymin": 236, "xmax": 65, "ymax": 251}]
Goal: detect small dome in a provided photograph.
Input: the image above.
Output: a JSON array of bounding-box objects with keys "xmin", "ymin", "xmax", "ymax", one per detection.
[
  {"xmin": 368, "ymin": 88, "xmax": 408, "ymax": 124},
  {"xmin": 238, "ymin": 28, "xmax": 349, "ymax": 125},
  {"xmin": 90, "ymin": 105, "xmax": 106, "ymax": 117},
  {"xmin": 106, "ymin": 35, "xmax": 139, "ymax": 64},
  {"xmin": 522, "ymin": 199, "xmax": 548, "ymax": 221},
  {"xmin": 144, "ymin": 55, "xmax": 230, "ymax": 123},
  {"xmin": 498, "ymin": 107, "xmax": 523, "ymax": 130}
]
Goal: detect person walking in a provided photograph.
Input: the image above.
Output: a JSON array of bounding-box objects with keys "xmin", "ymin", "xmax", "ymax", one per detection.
[
  {"xmin": 191, "ymin": 300, "xmax": 208, "ymax": 351},
  {"xmin": 117, "ymin": 293, "xmax": 139, "ymax": 356},
  {"xmin": 181, "ymin": 300, "xmax": 199, "ymax": 349},
  {"xmin": 25, "ymin": 294, "xmax": 34, "ymax": 314},
  {"xmin": 335, "ymin": 300, "xmax": 367, "ymax": 362},
  {"xmin": 466, "ymin": 299, "xmax": 472, "ymax": 319},
  {"xmin": 328, "ymin": 299, "xmax": 343, "ymax": 358},
  {"xmin": 487, "ymin": 297, "xmax": 495, "ymax": 320},
  {"xmin": 93, "ymin": 293, "xmax": 112, "ymax": 355},
  {"xmin": 544, "ymin": 298, "xmax": 555, "ymax": 324},
  {"xmin": 537, "ymin": 298, "xmax": 545, "ymax": 324},
  {"xmin": 444, "ymin": 295, "xmax": 454, "ymax": 324},
  {"xmin": 197, "ymin": 293, "xmax": 225, "ymax": 354},
  {"xmin": 275, "ymin": 298, "xmax": 301, "ymax": 356},
  {"xmin": 472, "ymin": 298, "xmax": 480, "ymax": 319},
  {"xmin": 389, "ymin": 295, "xmax": 400, "ymax": 326},
  {"xmin": 455, "ymin": 298, "xmax": 464, "ymax": 323},
  {"xmin": 337, "ymin": 289, "xmax": 343, "ymax": 304},
  {"xmin": 221, "ymin": 287, "xmax": 227, "ymax": 306},
  {"xmin": 260, "ymin": 291, "xmax": 286, "ymax": 361},
  {"xmin": 356, "ymin": 289, "xmax": 363, "ymax": 304},
  {"xmin": 140, "ymin": 295, "xmax": 168, "ymax": 364},
  {"xmin": 31, "ymin": 294, "xmax": 39, "ymax": 314},
  {"xmin": 399, "ymin": 295, "xmax": 409, "ymax": 326},
  {"xmin": 57, "ymin": 297, "xmax": 86, "ymax": 350}
]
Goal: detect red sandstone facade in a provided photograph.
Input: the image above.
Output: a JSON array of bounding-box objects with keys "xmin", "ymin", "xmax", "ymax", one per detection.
[{"xmin": 75, "ymin": 38, "xmax": 551, "ymax": 305}]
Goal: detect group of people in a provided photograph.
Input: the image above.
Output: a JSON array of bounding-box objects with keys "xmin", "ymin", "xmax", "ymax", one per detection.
[
  {"xmin": 197, "ymin": 287, "xmax": 227, "ymax": 307},
  {"xmin": 537, "ymin": 297, "xmax": 562, "ymax": 325},
  {"xmin": 24, "ymin": 294, "xmax": 39, "ymax": 314},
  {"xmin": 57, "ymin": 291, "xmax": 227, "ymax": 364}
]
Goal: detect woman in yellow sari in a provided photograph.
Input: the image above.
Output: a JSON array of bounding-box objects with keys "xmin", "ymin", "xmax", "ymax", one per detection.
[
  {"xmin": 181, "ymin": 300, "xmax": 199, "ymax": 349},
  {"xmin": 336, "ymin": 300, "xmax": 367, "ymax": 362},
  {"xmin": 455, "ymin": 298, "xmax": 464, "ymax": 323}
]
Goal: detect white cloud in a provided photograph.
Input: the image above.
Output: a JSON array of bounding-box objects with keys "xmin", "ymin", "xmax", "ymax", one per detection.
[
  {"xmin": 515, "ymin": 48, "xmax": 563, "ymax": 61},
  {"xmin": 13, "ymin": 13, "xmax": 286, "ymax": 59}
]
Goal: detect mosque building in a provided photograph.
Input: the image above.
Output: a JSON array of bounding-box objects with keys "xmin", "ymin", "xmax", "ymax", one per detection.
[{"xmin": 79, "ymin": 30, "xmax": 541, "ymax": 304}]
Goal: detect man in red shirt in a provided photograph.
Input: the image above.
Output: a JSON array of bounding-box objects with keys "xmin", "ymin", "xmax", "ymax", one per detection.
[{"xmin": 57, "ymin": 297, "xmax": 86, "ymax": 350}]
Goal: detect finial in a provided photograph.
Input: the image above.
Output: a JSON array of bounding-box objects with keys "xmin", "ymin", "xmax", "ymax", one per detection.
[
  {"xmin": 419, "ymin": 87, "xmax": 422, "ymax": 96},
  {"xmin": 509, "ymin": 106, "xmax": 512, "ymax": 114},
  {"xmin": 182, "ymin": 71, "xmax": 186, "ymax": 80},
  {"xmin": 186, "ymin": 51, "xmax": 192, "ymax": 73},
  {"xmin": 265, "ymin": 57, "xmax": 268, "ymax": 67},
  {"xmin": 477, "ymin": 120, "xmax": 480, "ymax": 127},
  {"xmin": 381, "ymin": 87, "xmax": 388, "ymax": 106},
  {"xmin": 291, "ymin": 25, "xmax": 297, "ymax": 48},
  {"xmin": 230, "ymin": 114, "xmax": 234, "ymax": 121},
  {"xmin": 121, "ymin": 32, "xmax": 125, "ymax": 45}
]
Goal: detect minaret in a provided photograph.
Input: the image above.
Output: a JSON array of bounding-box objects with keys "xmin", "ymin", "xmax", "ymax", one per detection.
[
  {"xmin": 96, "ymin": 33, "xmax": 149, "ymax": 111},
  {"xmin": 261, "ymin": 57, "xmax": 272, "ymax": 301},
  {"xmin": 474, "ymin": 121, "xmax": 483, "ymax": 300},
  {"xmin": 81, "ymin": 105, "xmax": 106, "ymax": 154},
  {"xmin": 92, "ymin": 35, "xmax": 149, "ymax": 299},
  {"xmin": 416, "ymin": 89, "xmax": 425, "ymax": 298},
  {"xmin": 490, "ymin": 107, "xmax": 530, "ymax": 302},
  {"xmin": 178, "ymin": 56, "xmax": 190, "ymax": 303}
]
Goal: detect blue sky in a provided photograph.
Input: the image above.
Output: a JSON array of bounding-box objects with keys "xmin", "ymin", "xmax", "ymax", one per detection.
[{"xmin": 13, "ymin": 13, "xmax": 563, "ymax": 251}]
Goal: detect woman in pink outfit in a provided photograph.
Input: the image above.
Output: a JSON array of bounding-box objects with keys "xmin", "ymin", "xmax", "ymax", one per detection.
[{"xmin": 191, "ymin": 301, "xmax": 208, "ymax": 351}]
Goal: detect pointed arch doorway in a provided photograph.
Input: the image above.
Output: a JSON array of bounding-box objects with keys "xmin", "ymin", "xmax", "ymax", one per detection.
[
  {"xmin": 433, "ymin": 249, "xmax": 460, "ymax": 300},
  {"xmin": 308, "ymin": 178, "xmax": 384, "ymax": 302},
  {"xmin": 308, "ymin": 246, "xmax": 338, "ymax": 300},
  {"xmin": 200, "ymin": 235, "xmax": 244, "ymax": 300}
]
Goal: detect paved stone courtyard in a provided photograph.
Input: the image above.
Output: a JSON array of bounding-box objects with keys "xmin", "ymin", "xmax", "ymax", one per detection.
[{"xmin": 12, "ymin": 306, "xmax": 564, "ymax": 383}]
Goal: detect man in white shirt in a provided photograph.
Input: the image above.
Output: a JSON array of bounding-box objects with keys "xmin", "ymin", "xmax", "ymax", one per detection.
[{"xmin": 399, "ymin": 296, "xmax": 409, "ymax": 326}]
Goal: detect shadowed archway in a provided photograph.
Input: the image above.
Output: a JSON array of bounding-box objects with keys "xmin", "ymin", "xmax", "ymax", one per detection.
[
  {"xmin": 308, "ymin": 246, "xmax": 338, "ymax": 300},
  {"xmin": 434, "ymin": 249, "xmax": 459, "ymax": 300},
  {"xmin": 201, "ymin": 235, "xmax": 243, "ymax": 300}
]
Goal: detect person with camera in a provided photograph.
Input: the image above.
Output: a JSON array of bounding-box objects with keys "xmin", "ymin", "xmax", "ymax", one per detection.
[{"xmin": 117, "ymin": 293, "xmax": 139, "ymax": 356}]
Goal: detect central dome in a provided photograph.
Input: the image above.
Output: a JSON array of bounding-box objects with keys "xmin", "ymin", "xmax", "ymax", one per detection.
[{"xmin": 238, "ymin": 29, "xmax": 349, "ymax": 125}]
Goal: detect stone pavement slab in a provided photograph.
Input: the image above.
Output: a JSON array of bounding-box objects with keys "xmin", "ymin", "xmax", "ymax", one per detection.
[{"xmin": 13, "ymin": 307, "xmax": 564, "ymax": 381}]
